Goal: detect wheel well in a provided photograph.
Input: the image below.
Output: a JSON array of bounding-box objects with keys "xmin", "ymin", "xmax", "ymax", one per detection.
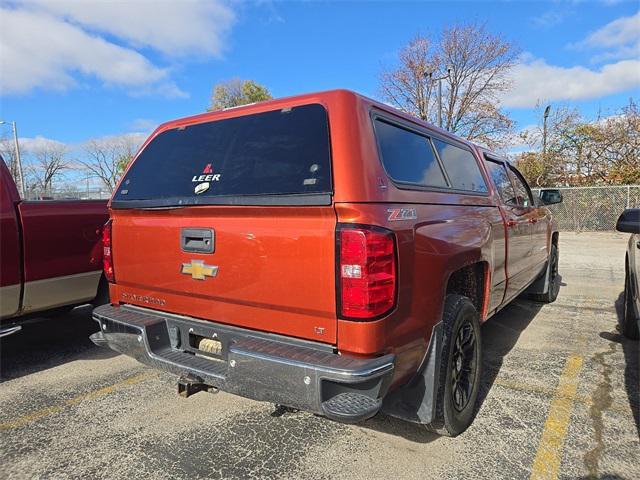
[
  {"xmin": 552, "ymin": 231, "xmax": 559, "ymax": 247},
  {"xmin": 446, "ymin": 263, "xmax": 487, "ymax": 315}
]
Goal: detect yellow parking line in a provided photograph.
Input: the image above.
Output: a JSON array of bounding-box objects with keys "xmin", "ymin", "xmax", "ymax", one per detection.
[
  {"xmin": 530, "ymin": 355, "xmax": 584, "ymax": 480},
  {"xmin": 494, "ymin": 377, "xmax": 629, "ymax": 415},
  {"xmin": 0, "ymin": 373, "xmax": 149, "ymax": 432},
  {"xmin": 495, "ymin": 378, "xmax": 555, "ymax": 397}
]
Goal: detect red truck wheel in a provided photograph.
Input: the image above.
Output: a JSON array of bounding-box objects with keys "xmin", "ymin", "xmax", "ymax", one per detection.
[{"xmin": 427, "ymin": 294, "xmax": 482, "ymax": 437}]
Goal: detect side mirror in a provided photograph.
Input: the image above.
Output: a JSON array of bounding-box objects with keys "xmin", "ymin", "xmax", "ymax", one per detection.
[
  {"xmin": 539, "ymin": 189, "xmax": 562, "ymax": 205},
  {"xmin": 616, "ymin": 208, "xmax": 640, "ymax": 234}
]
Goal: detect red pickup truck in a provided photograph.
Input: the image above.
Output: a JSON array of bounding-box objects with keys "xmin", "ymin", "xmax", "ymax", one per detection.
[
  {"xmin": 91, "ymin": 90, "xmax": 562, "ymax": 436},
  {"xmin": 0, "ymin": 158, "xmax": 109, "ymax": 337}
]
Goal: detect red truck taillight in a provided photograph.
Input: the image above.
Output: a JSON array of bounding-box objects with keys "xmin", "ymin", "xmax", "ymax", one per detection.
[
  {"xmin": 102, "ymin": 220, "xmax": 115, "ymax": 283},
  {"xmin": 338, "ymin": 225, "xmax": 397, "ymax": 319}
]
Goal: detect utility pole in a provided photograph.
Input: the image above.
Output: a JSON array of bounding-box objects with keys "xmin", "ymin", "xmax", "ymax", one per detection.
[
  {"xmin": 437, "ymin": 77, "xmax": 442, "ymax": 128},
  {"xmin": 425, "ymin": 67, "xmax": 452, "ymax": 129},
  {"xmin": 543, "ymin": 105, "xmax": 551, "ymax": 161},
  {"xmin": 0, "ymin": 120, "xmax": 26, "ymax": 198}
]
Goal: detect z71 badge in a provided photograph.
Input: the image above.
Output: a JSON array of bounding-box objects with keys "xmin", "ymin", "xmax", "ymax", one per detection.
[{"xmin": 387, "ymin": 208, "xmax": 418, "ymax": 221}]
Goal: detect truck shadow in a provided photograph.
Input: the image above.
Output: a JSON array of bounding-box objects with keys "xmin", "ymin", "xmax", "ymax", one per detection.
[
  {"xmin": 0, "ymin": 305, "xmax": 117, "ymax": 382},
  {"xmin": 477, "ymin": 298, "xmax": 543, "ymax": 409},
  {"xmin": 361, "ymin": 297, "xmax": 544, "ymax": 443},
  {"xmin": 607, "ymin": 292, "xmax": 640, "ymax": 438}
]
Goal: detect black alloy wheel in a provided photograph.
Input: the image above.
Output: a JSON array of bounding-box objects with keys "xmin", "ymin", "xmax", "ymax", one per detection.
[
  {"xmin": 451, "ymin": 321, "xmax": 477, "ymax": 412},
  {"xmin": 622, "ymin": 264, "xmax": 640, "ymax": 340}
]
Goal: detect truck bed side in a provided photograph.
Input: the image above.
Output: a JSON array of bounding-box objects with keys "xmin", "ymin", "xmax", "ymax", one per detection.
[
  {"xmin": 18, "ymin": 200, "xmax": 108, "ymax": 313},
  {"xmin": 0, "ymin": 157, "xmax": 109, "ymax": 319},
  {"xmin": 0, "ymin": 161, "xmax": 21, "ymax": 318}
]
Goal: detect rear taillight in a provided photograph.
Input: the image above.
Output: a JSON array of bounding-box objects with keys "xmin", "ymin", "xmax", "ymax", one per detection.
[
  {"xmin": 102, "ymin": 220, "xmax": 115, "ymax": 283},
  {"xmin": 338, "ymin": 225, "xmax": 397, "ymax": 319}
]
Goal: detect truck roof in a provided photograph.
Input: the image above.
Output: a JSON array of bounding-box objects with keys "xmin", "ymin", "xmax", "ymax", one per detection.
[
  {"xmin": 114, "ymin": 89, "xmax": 502, "ymax": 209},
  {"xmin": 150, "ymin": 89, "xmax": 485, "ymax": 156}
]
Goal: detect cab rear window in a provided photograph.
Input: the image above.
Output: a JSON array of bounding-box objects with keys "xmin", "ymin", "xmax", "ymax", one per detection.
[{"xmin": 113, "ymin": 104, "xmax": 331, "ymax": 207}]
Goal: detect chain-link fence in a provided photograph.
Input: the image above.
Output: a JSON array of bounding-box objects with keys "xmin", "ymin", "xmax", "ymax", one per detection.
[
  {"xmin": 23, "ymin": 187, "xmax": 112, "ymax": 201},
  {"xmin": 19, "ymin": 183, "xmax": 640, "ymax": 231},
  {"xmin": 533, "ymin": 185, "xmax": 640, "ymax": 232}
]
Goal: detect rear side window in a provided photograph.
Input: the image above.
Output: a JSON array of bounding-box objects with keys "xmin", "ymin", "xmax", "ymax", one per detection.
[
  {"xmin": 432, "ymin": 139, "xmax": 488, "ymax": 193},
  {"xmin": 113, "ymin": 104, "xmax": 331, "ymax": 205},
  {"xmin": 374, "ymin": 119, "xmax": 448, "ymax": 188},
  {"xmin": 508, "ymin": 165, "xmax": 534, "ymax": 207},
  {"xmin": 484, "ymin": 159, "xmax": 517, "ymax": 205}
]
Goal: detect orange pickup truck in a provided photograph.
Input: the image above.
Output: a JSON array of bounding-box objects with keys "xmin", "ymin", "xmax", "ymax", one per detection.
[{"xmin": 91, "ymin": 90, "xmax": 562, "ymax": 436}]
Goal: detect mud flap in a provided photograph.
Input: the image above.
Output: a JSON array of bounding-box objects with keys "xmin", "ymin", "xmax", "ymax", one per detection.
[
  {"xmin": 381, "ymin": 322, "xmax": 443, "ymax": 424},
  {"xmin": 525, "ymin": 259, "xmax": 550, "ymax": 295}
]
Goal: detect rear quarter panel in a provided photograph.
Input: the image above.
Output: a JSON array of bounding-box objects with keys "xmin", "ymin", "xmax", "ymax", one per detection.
[
  {"xmin": 331, "ymin": 93, "xmax": 507, "ymax": 385},
  {"xmin": 335, "ymin": 201, "xmax": 504, "ymax": 385}
]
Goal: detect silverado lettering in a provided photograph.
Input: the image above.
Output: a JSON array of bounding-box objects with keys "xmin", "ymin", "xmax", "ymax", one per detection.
[
  {"xmin": 120, "ymin": 293, "xmax": 166, "ymax": 306},
  {"xmin": 91, "ymin": 90, "xmax": 562, "ymax": 437}
]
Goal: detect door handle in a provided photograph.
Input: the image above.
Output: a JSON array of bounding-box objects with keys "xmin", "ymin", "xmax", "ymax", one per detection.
[{"xmin": 181, "ymin": 228, "xmax": 214, "ymax": 254}]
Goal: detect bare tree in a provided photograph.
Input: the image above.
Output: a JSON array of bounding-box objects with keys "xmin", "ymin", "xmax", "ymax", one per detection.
[
  {"xmin": 0, "ymin": 134, "xmax": 21, "ymax": 183},
  {"xmin": 380, "ymin": 23, "xmax": 518, "ymax": 150},
  {"xmin": 26, "ymin": 139, "xmax": 70, "ymax": 196},
  {"xmin": 594, "ymin": 99, "xmax": 640, "ymax": 184},
  {"xmin": 517, "ymin": 104, "xmax": 583, "ymax": 187},
  {"xmin": 80, "ymin": 134, "xmax": 143, "ymax": 190},
  {"xmin": 515, "ymin": 99, "xmax": 640, "ymax": 186}
]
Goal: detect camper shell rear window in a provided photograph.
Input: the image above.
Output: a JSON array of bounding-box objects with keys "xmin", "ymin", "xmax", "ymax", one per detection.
[{"xmin": 112, "ymin": 103, "xmax": 332, "ymax": 208}]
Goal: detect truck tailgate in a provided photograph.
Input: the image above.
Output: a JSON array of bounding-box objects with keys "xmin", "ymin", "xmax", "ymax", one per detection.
[{"xmin": 111, "ymin": 206, "xmax": 337, "ymax": 344}]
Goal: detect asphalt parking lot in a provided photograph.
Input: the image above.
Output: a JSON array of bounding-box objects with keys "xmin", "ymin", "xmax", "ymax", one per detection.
[{"xmin": 1, "ymin": 232, "xmax": 638, "ymax": 480}]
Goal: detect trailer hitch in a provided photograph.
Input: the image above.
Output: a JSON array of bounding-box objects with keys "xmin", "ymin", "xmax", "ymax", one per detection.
[{"xmin": 177, "ymin": 373, "xmax": 217, "ymax": 398}]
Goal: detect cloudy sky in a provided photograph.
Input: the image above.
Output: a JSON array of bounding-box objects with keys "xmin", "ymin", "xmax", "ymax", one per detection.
[{"xmin": 1, "ymin": 0, "xmax": 639, "ymax": 150}]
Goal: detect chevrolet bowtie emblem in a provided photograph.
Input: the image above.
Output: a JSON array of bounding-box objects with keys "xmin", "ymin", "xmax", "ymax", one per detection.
[{"xmin": 181, "ymin": 260, "xmax": 218, "ymax": 280}]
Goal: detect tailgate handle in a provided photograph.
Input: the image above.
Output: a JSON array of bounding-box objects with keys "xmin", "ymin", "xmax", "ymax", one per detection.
[{"xmin": 181, "ymin": 228, "xmax": 214, "ymax": 254}]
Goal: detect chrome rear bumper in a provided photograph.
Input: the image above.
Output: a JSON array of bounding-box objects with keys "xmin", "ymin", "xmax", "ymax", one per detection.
[{"xmin": 91, "ymin": 304, "xmax": 395, "ymax": 423}]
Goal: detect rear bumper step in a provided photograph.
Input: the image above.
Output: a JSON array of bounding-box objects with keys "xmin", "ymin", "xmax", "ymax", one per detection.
[
  {"xmin": 0, "ymin": 325, "xmax": 22, "ymax": 338},
  {"xmin": 91, "ymin": 304, "xmax": 395, "ymax": 423}
]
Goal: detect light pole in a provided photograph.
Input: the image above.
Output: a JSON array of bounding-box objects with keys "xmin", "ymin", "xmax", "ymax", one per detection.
[
  {"xmin": 425, "ymin": 67, "xmax": 452, "ymax": 129},
  {"xmin": 543, "ymin": 105, "xmax": 551, "ymax": 161},
  {"xmin": 0, "ymin": 120, "xmax": 26, "ymax": 198}
]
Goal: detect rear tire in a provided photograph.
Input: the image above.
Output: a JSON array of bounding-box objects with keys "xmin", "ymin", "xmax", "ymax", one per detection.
[
  {"xmin": 530, "ymin": 243, "xmax": 560, "ymax": 303},
  {"xmin": 622, "ymin": 264, "xmax": 639, "ymax": 340},
  {"xmin": 426, "ymin": 294, "xmax": 482, "ymax": 437}
]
